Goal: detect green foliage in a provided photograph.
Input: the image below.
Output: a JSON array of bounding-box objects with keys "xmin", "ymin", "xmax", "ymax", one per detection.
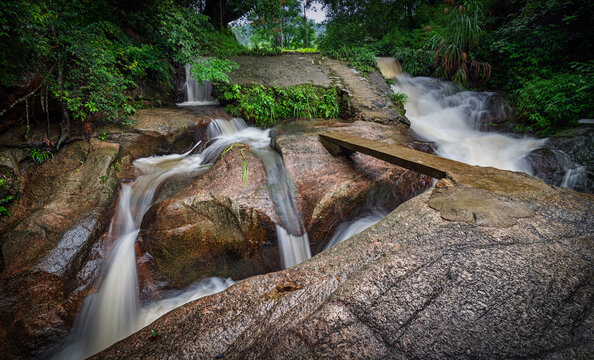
[
  {"xmin": 98, "ymin": 132, "xmax": 108, "ymax": 141},
  {"xmin": 0, "ymin": 0, "xmax": 244, "ymax": 127},
  {"xmin": 0, "ymin": 179, "xmax": 14, "ymax": 217},
  {"xmin": 481, "ymin": 0, "xmax": 594, "ymax": 130},
  {"xmin": 390, "ymin": 92, "xmax": 408, "ymax": 105},
  {"xmin": 393, "ymin": 47, "xmax": 434, "ymax": 77},
  {"xmin": 247, "ymin": 0, "xmax": 316, "ymax": 50},
  {"xmin": 218, "ymin": 84, "xmax": 341, "ymax": 127},
  {"xmin": 189, "ymin": 58, "xmax": 239, "ymax": 85},
  {"xmin": 431, "ymin": 0, "xmax": 491, "ymax": 85},
  {"xmin": 27, "ymin": 147, "xmax": 54, "ymax": 164},
  {"xmin": 323, "ymin": 46, "xmax": 377, "ymax": 74},
  {"xmin": 389, "ymin": 92, "xmax": 408, "ymax": 116},
  {"xmin": 513, "ymin": 70, "xmax": 594, "ymax": 134},
  {"xmin": 240, "ymin": 46, "xmax": 284, "ymax": 56}
]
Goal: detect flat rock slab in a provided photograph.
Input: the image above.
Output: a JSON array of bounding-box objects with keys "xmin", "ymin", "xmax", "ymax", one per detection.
[{"xmin": 229, "ymin": 55, "xmax": 333, "ymax": 88}]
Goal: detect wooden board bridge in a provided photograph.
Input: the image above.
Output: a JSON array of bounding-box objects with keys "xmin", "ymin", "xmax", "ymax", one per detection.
[{"xmin": 319, "ymin": 132, "xmax": 456, "ymax": 179}]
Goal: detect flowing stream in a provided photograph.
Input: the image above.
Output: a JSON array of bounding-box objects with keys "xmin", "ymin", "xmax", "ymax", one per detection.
[
  {"xmin": 53, "ymin": 118, "xmax": 310, "ymax": 359},
  {"xmin": 324, "ymin": 210, "xmax": 387, "ymax": 250},
  {"xmin": 393, "ymin": 74, "xmax": 546, "ymax": 173},
  {"xmin": 177, "ymin": 63, "xmax": 218, "ymax": 106}
]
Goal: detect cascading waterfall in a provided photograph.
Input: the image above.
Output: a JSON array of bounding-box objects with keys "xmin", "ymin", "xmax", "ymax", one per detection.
[
  {"xmin": 177, "ymin": 63, "xmax": 218, "ymax": 106},
  {"xmin": 393, "ymin": 75, "xmax": 546, "ymax": 173},
  {"xmin": 324, "ymin": 210, "xmax": 387, "ymax": 250},
  {"xmin": 53, "ymin": 118, "xmax": 310, "ymax": 359},
  {"xmin": 376, "ymin": 57, "xmax": 402, "ymax": 79},
  {"xmin": 201, "ymin": 119, "xmax": 311, "ymax": 268}
]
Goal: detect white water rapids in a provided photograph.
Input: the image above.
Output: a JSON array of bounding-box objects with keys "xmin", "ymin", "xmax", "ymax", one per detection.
[
  {"xmin": 393, "ymin": 75, "xmax": 546, "ymax": 173},
  {"xmin": 53, "ymin": 118, "xmax": 310, "ymax": 359},
  {"xmin": 323, "ymin": 73, "xmax": 550, "ymax": 252}
]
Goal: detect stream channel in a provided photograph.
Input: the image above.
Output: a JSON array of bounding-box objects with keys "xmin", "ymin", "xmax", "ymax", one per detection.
[{"xmin": 52, "ymin": 63, "xmax": 586, "ymax": 358}]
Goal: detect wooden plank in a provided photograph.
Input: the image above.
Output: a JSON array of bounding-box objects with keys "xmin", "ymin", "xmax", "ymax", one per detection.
[{"xmin": 319, "ymin": 132, "xmax": 449, "ymax": 179}]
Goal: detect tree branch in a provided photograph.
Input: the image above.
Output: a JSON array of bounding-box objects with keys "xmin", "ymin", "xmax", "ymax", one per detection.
[{"xmin": 0, "ymin": 67, "xmax": 54, "ymax": 118}]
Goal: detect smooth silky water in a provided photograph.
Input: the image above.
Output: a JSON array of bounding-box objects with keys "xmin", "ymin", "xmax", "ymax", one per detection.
[
  {"xmin": 393, "ymin": 74, "xmax": 546, "ymax": 173},
  {"xmin": 52, "ymin": 118, "xmax": 311, "ymax": 359},
  {"xmin": 177, "ymin": 63, "xmax": 219, "ymax": 106}
]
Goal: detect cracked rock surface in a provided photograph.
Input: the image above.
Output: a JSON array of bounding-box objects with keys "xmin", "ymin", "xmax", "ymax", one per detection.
[{"xmin": 97, "ymin": 168, "xmax": 593, "ymax": 359}]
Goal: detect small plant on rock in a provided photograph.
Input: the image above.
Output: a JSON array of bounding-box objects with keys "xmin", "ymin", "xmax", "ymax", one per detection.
[{"xmin": 27, "ymin": 147, "xmax": 53, "ymax": 164}]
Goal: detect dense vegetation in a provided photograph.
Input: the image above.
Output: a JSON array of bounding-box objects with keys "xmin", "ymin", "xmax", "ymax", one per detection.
[
  {"xmin": 1, "ymin": 0, "xmax": 592, "ymax": 140},
  {"xmin": 317, "ymin": 0, "xmax": 594, "ymax": 133},
  {"xmin": 217, "ymin": 83, "xmax": 341, "ymax": 127},
  {"xmin": 0, "ymin": 0, "xmax": 244, "ymax": 141}
]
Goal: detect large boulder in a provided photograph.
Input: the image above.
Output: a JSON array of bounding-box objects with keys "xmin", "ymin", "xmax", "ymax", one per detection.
[
  {"xmin": 139, "ymin": 147, "xmax": 280, "ymax": 289},
  {"xmin": 0, "ymin": 139, "xmax": 120, "ymax": 358},
  {"xmin": 98, "ymin": 165, "xmax": 593, "ymax": 360}
]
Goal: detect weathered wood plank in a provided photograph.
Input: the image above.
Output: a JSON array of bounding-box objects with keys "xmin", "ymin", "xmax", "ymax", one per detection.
[{"xmin": 319, "ymin": 132, "xmax": 450, "ymax": 179}]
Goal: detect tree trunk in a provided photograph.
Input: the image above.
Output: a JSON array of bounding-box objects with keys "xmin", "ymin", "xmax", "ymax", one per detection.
[{"xmin": 303, "ymin": 2, "xmax": 309, "ymax": 48}]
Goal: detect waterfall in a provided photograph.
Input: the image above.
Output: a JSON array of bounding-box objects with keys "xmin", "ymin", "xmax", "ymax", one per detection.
[
  {"xmin": 392, "ymin": 75, "xmax": 546, "ymax": 173},
  {"xmin": 177, "ymin": 63, "xmax": 218, "ymax": 106},
  {"xmin": 376, "ymin": 57, "xmax": 402, "ymax": 79},
  {"xmin": 202, "ymin": 119, "xmax": 311, "ymax": 268},
  {"xmin": 53, "ymin": 118, "xmax": 310, "ymax": 359},
  {"xmin": 324, "ymin": 210, "xmax": 387, "ymax": 250}
]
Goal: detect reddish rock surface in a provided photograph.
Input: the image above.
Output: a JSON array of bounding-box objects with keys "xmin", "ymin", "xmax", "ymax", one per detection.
[
  {"xmin": 275, "ymin": 120, "xmax": 432, "ymax": 252},
  {"xmin": 97, "ymin": 168, "xmax": 594, "ymax": 360},
  {"xmin": 0, "ymin": 139, "xmax": 120, "ymax": 358},
  {"xmin": 139, "ymin": 120, "xmax": 431, "ymax": 288},
  {"xmin": 140, "ymin": 147, "xmax": 280, "ymax": 289}
]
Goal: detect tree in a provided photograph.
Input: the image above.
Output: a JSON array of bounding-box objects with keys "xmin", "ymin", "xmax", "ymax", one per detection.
[
  {"xmin": 250, "ymin": 0, "xmax": 302, "ymax": 49},
  {"xmin": 431, "ymin": 0, "xmax": 490, "ymax": 85}
]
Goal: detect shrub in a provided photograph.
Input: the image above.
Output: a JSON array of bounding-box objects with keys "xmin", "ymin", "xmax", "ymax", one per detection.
[
  {"xmin": 514, "ymin": 70, "xmax": 594, "ymax": 133},
  {"xmin": 218, "ymin": 84, "xmax": 341, "ymax": 127},
  {"xmin": 322, "ymin": 46, "xmax": 377, "ymax": 74}
]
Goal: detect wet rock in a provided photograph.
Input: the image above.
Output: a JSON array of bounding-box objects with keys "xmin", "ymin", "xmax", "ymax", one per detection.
[
  {"xmin": 528, "ymin": 126, "xmax": 593, "ymax": 193},
  {"xmin": 140, "ymin": 148, "xmax": 280, "ymax": 289},
  {"xmin": 98, "ymin": 108, "xmax": 213, "ymax": 159},
  {"xmin": 0, "ymin": 139, "xmax": 120, "ymax": 358},
  {"xmin": 97, "ymin": 170, "xmax": 594, "ymax": 360},
  {"xmin": 275, "ymin": 120, "xmax": 432, "ymax": 252}
]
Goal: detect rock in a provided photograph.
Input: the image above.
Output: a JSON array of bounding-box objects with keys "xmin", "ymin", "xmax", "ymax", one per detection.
[
  {"xmin": 139, "ymin": 147, "xmax": 280, "ymax": 289},
  {"xmin": 527, "ymin": 127, "xmax": 593, "ymax": 193},
  {"xmin": 97, "ymin": 107, "xmax": 214, "ymax": 159},
  {"xmin": 141, "ymin": 120, "xmax": 431, "ymax": 288},
  {"xmin": 0, "ymin": 139, "xmax": 120, "ymax": 358},
  {"xmin": 97, "ymin": 169, "xmax": 594, "ymax": 360},
  {"xmin": 227, "ymin": 55, "xmax": 410, "ymax": 127},
  {"xmin": 275, "ymin": 120, "xmax": 432, "ymax": 253}
]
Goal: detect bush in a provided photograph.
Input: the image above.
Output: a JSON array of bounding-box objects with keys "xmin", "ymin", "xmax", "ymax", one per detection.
[
  {"xmin": 514, "ymin": 69, "xmax": 594, "ymax": 133},
  {"xmin": 322, "ymin": 46, "xmax": 377, "ymax": 74},
  {"xmin": 390, "ymin": 47, "xmax": 434, "ymax": 76},
  {"xmin": 218, "ymin": 84, "xmax": 341, "ymax": 127}
]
